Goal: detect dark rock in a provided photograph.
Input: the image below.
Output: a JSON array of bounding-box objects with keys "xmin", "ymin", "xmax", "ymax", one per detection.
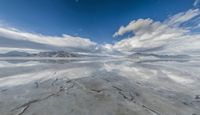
[{"xmin": 195, "ymin": 95, "xmax": 200, "ymax": 99}]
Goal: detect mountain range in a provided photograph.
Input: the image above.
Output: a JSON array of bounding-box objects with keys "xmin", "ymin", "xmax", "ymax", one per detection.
[{"xmin": 0, "ymin": 51, "xmax": 79, "ymax": 57}]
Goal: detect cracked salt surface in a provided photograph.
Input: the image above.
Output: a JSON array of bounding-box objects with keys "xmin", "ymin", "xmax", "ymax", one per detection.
[{"xmin": 0, "ymin": 57, "xmax": 199, "ymax": 115}]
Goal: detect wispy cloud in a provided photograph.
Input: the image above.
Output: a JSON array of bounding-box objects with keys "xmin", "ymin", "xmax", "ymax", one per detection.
[
  {"xmin": 0, "ymin": 47, "xmax": 41, "ymax": 53},
  {"xmin": 166, "ymin": 9, "xmax": 199, "ymax": 26},
  {"xmin": 1, "ymin": 8, "xmax": 200, "ymax": 56},
  {"xmin": 0, "ymin": 25, "xmax": 97, "ymax": 53},
  {"xmin": 194, "ymin": 0, "xmax": 200, "ymax": 7},
  {"xmin": 113, "ymin": 9, "xmax": 200, "ymax": 55}
]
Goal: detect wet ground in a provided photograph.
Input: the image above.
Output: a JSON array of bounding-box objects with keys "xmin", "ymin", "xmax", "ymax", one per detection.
[{"xmin": 0, "ymin": 57, "xmax": 199, "ymax": 115}]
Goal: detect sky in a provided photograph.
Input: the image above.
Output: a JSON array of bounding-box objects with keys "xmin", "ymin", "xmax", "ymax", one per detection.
[
  {"xmin": 0, "ymin": 0, "xmax": 196, "ymax": 43},
  {"xmin": 0, "ymin": 0, "xmax": 200, "ymax": 54}
]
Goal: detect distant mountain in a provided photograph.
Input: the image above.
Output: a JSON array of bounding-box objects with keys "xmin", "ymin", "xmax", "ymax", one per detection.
[
  {"xmin": 0, "ymin": 51, "xmax": 79, "ymax": 57},
  {"xmin": 128, "ymin": 52, "xmax": 191, "ymax": 62},
  {"xmin": 0, "ymin": 51, "xmax": 30, "ymax": 57},
  {"xmin": 29, "ymin": 51, "xmax": 79, "ymax": 57},
  {"xmin": 129, "ymin": 52, "xmax": 190, "ymax": 59}
]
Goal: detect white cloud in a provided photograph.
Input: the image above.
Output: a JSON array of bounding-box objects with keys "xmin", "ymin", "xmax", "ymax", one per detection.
[
  {"xmin": 113, "ymin": 9, "xmax": 199, "ymax": 38},
  {"xmin": 1, "ymin": 8, "xmax": 200, "ymax": 55},
  {"xmin": 166, "ymin": 9, "xmax": 200, "ymax": 26},
  {"xmin": 194, "ymin": 0, "xmax": 200, "ymax": 7},
  {"xmin": 113, "ymin": 18, "xmax": 154, "ymax": 37},
  {"xmin": 112, "ymin": 9, "xmax": 200, "ymax": 55},
  {"xmin": 0, "ymin": 26, "xmax": 97, "ymax": 53},
  {"xmin": 0, "ymin": 47, "xmax": 42, "ymax": 54}
]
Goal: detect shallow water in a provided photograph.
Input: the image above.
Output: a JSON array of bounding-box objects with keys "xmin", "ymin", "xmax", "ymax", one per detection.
[{"xmin": 0, "ymin": 57, "xmax": 199, "ymax": 115}]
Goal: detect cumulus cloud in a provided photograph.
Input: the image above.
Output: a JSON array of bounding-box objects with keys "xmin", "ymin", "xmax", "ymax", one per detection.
[
  {"xmin": 1, "ymin": 8, "xmax": 200, "ymax": 56},
  {"xmin": 0, "ymin": 26, "xmax": 97, "ymax": 53},
  {"xmin": 114, "ymin": 9, "xmax": 199, "ymax": 38},
  {"xmin": 113, "ymin": 18, "xmax": 154, "ymax": 37},
  {"xmin": 112, "ymin": 9, "xmax": 200, "ymax": 55}
]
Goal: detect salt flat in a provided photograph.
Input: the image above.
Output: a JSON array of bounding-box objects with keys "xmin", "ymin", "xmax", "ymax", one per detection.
[{"xmin": 0, "ymin": 57, "xmax": 199, "ymax": 115}]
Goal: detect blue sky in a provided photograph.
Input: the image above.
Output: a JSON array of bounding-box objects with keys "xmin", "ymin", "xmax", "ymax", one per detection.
[{"xmin": 0, "ymin": 0, "xmax": 196, "ymax": 43}]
